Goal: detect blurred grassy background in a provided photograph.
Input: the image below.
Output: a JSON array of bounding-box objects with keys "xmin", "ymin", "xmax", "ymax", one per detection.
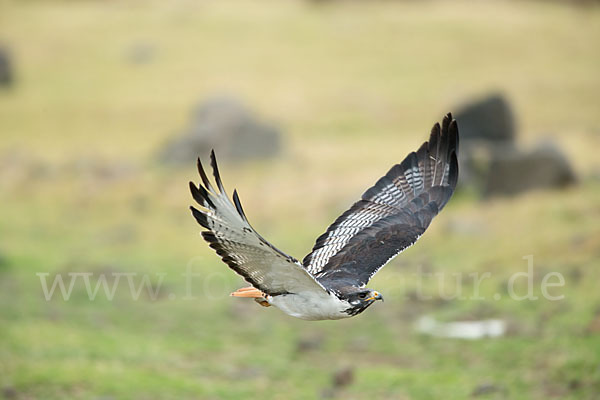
[{"xmin": 1, "ymin": 0, "xmax": 599, "ymax": 399}]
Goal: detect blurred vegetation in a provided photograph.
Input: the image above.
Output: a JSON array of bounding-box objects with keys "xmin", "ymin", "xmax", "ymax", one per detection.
[{"xmin": 0, "ymin": 0, "xmax": 599, "ymax": 399}]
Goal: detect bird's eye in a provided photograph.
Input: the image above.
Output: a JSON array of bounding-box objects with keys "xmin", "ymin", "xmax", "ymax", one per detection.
[{"xmin": 358, "ymin": 293, "xmax": 367, "ymax": 299}]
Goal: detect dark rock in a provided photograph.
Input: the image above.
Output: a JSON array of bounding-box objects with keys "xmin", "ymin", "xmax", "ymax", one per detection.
[
  {"xmin": 332, "ymin": 367, "xmax": 354, "ymax": 388},
  {"xmin": 158, "ymin": 96, "xmax": 282, "ymax": 165},
  {"xmin": 2, "ymin": 385, "xmax": 17, "ymax": 399},
  {"xmin": 454, "ymin": 94, "xmax": 517, "ymax": 190},
  {"xmin": 452, "ymin": 93, "xmax": 577, "ymax": 197},
  {"xmin": 484, "ymin": 141, "xmax": 576, "ymax": 197},
  {"xmin": 455, "ymin": 93, "xmax": 516, "ymax": 145},
  {"xmin": 0, "ymin": 46, "xmax": 13, "ymax": 88}
]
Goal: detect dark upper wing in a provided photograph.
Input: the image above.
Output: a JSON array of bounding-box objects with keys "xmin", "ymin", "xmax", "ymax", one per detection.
[
  {"xmin": 303, "ymin": 113, "xmax": 459, "ymax": 288},
  {"xmin": 189, "ymin": 151, "xmax": 329, "ymax": 297}
]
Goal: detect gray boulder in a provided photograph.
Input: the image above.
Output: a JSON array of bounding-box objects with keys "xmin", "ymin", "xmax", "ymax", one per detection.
[
  {"xmin": 455, "ymin": 93, "xmax": 516, "ymax": 145},
  {"xmin": 0, "ymin": 46, "xmax": 13, "ymax": 88},
  {"xmin": 454, "ymin": 93, "xmax": 517, "ymax": 190},
  {"xmin": 158, "ymin": 96, "xmax": 282, "ymax": 165},
  {"xmin": 453, "ymin": 93, "xmax": 576, "ymax": 197},
  {"xmin": 484, "ymin": 141, "xmax": 576, "ymax": 197}
]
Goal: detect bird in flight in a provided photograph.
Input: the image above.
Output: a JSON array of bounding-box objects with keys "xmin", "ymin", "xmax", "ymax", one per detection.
[{"xmin": 189, "ymin": 113, "xmax": 459, "ymax": 320}]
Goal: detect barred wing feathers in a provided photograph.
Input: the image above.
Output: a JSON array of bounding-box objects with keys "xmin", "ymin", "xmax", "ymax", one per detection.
[
  {"xmin": 304, "ymin": 113, "xmax": 459, "ymax": 287},
  {"xmin": 189, "ymin": 151, "xmax": 329, "ymax": 297}
]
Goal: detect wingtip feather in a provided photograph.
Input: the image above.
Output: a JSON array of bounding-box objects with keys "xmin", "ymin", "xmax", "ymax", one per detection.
[
  {"xmin": 210, "ymin": 150, "xmax": 227, "ymax": 195},
  {"xmin": 232, "ymin": 189, "xmax": 249, "ymax": 222},
  {"xmin": 197, "ymin": 157, "xmax": 215, "ymax": 193},
  {"xmin": 189, "ymin": 180, "xmax": 216, "ymax": 209}
]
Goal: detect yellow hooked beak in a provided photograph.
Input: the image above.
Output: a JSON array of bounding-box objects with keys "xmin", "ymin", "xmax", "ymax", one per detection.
[{"xmin": 365, "ymin": 291, "xmax": 384, "ymax": 302}]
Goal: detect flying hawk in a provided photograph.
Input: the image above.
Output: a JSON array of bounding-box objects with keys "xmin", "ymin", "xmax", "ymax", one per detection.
[{"xmin": 189, "ymin": 113, "xmax": 459, "ymax": 320}]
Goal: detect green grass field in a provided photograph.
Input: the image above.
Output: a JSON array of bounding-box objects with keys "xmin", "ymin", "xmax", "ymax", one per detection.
[{"xmin": 1, "ymin": 0, "xmax": 599, "ymax": 398}]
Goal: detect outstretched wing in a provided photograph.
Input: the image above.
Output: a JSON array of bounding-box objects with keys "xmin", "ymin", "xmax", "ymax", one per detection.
[
  {"xmin": 303, "ymin": 113, "xmax": 459, "ymax": 288},
  {"xmin": 189, "ymin": 151, "xmax": 329, "ymax": 297}
]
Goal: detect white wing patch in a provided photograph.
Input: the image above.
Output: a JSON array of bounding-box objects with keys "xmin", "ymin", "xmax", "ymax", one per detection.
[
  {"xmin": 304, "ymin": 168, "xmax": 424, "ymax": 275},
  {"xmin": 304, "ymin": 201, "xmax": 400, "ymax": 274}
]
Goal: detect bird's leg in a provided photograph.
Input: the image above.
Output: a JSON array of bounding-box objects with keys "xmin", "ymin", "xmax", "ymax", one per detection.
[
  {"xmin": 230, "ymin": 286, "xmax": 264, "ymax": 297},
  {"xmin": 231, "ymin": 286, "xmax": 271, "ymax": 306}
]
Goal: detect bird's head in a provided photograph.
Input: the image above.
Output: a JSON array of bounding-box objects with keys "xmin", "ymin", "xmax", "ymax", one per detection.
[{"xmin": 341, "ymin": 288, "xmax": 384, "ymax": 316}]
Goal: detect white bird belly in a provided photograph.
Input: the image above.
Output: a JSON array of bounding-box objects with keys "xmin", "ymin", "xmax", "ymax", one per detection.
[{"xmin": 268, "ymin": 292, "xmax": 351, "ymax": 321}]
